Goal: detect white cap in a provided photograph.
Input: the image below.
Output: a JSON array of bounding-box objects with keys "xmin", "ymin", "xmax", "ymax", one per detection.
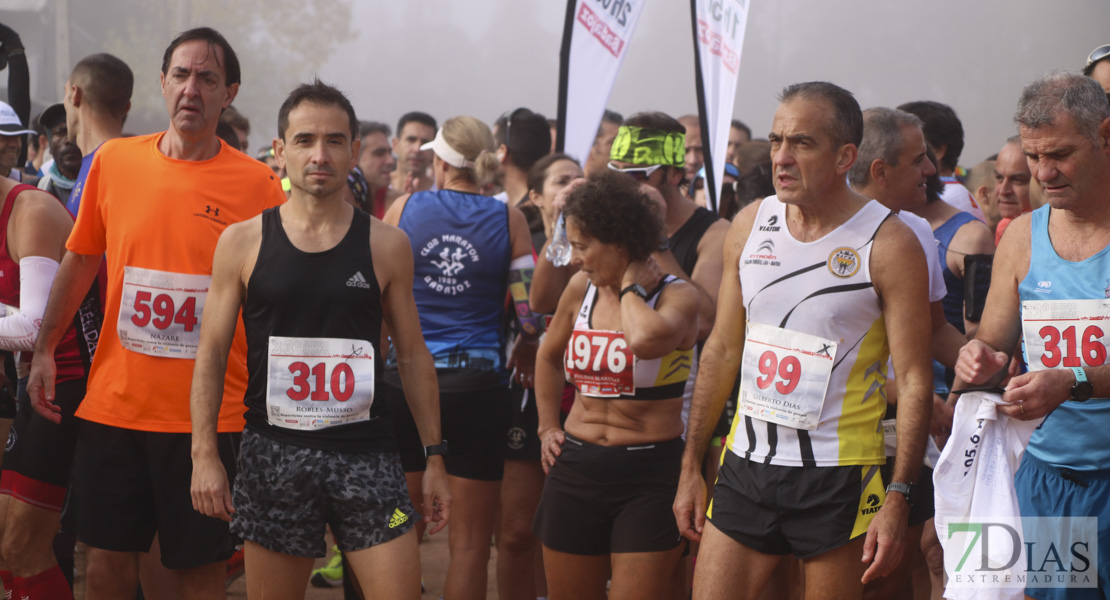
[
  {"xmin": 420, "ymin": 127, "xmax": 474, "ymax": 169},
  {"xmin": 0, "ymin": 101, "xmax": 35, "ymax": 137}
]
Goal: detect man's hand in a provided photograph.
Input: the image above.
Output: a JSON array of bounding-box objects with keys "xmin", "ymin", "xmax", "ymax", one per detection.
[
  {"xmin": 955, "ymin": 339, "xmax": 1009, "ymax": 385},
  {"xmin": 190, "ymin": 455, "xmax": 234, "ymax": 522},
  {"xmin": 508, "ymin": 334, "xmax": 538, "ymax": 387},
  {"xmin": 931, "ymin": 393, "xmax": 954, "ymax": 449},
  {"xmin": 27, "ymin": 353, "xmax": 59, "ymax": 424},
  {"xmin": 861, "ymin": 492, "xmax": 909, "ymax": 584},
  {"xmin": 421, "ymin": 456, "xmax": 451, "ymax": 535},
  {"xmin": 673, "ymin": 466, "xmax": 708, "ymax": 542},
  {"xmin": 539, "ymin": 426, "xmax": 565, "ymax": 474},
  {"xmin": 997, "ymin": 368, "xmax": 1071, "ymax": 421}
]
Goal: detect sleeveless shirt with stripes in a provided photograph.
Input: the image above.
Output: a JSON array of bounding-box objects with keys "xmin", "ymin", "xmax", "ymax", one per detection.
[{"xmin": 728, "ymin": 196, "xmax": 892, "ymax": 467}]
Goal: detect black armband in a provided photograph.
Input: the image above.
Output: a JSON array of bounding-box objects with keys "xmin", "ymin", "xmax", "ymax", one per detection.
[{"xmin": 964, "ymin": 254, "xmax": 993, "ymax": 322}]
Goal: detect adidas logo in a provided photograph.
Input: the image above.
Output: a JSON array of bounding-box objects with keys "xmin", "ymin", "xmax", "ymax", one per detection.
[
  {"xmin": 346, "ymin": 271, "xmax": 370, "ymax": 289},
  {"xmin": 388, "ymin": 508, "xmax": 409, "ymax": 528}
]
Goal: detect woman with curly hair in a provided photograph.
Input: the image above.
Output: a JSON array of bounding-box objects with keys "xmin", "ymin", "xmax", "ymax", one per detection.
[{"xmin": 533, "ymin": 169, "xmax": 700, "ymax": 599}]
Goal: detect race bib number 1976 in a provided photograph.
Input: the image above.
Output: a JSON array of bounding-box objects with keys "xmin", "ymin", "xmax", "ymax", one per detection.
[{"xmin": 564, "ymin": 329, "xmax": 635, "ymax": 398}]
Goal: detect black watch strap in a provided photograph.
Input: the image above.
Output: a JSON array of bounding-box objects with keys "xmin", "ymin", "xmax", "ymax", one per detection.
[
  {"xmin": 620, "ymin": 283, "xmax": 647, "ymax": 301},
  {"xmin": 886, "ymin": 481, "xmax": 915, "ymax": 506},
  {"xmin": 424, "ymin": 441, "xmax": 448, "ymax": 458}
]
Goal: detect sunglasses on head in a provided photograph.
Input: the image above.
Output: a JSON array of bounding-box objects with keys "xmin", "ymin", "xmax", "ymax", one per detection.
[
  {"xmin": 608, "ymin": 162, "xmax": 663, "ymax": 181},
  {"xmin": 1086, "ymin": 44, "xmax": 1110, "ymax": 74},
  {"xmin": 499, "ymin": 107, "xmax": 529, "ymax": 150}
]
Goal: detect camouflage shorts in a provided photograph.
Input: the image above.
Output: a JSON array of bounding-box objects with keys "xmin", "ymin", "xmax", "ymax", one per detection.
[{"xmin": 230, "ymin": 428, "xmax": 416, "ymax": 558}]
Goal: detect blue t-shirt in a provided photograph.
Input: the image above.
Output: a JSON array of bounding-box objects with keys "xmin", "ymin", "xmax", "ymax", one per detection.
[
  {"xmin": 1020, "ymin": 205, "xmax": 1110, "ymax": 471},
  {"xmin": 66, "ymin": 147, "xmax": 99, "ymax": 217}
]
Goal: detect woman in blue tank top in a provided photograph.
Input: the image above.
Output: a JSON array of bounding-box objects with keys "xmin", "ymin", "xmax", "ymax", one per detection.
[{"xmin": 383, "ymin": 115, "xmax": 539, "ymax": 599}]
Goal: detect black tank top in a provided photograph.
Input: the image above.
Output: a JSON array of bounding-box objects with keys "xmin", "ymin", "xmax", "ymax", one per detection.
[
  {"xmin": 243, "ymin": 207, "xmax": 393, "ymax": 452},
  {"xmin": 668, "ymin": 206, "xmax": 719, "ymax": 276}
]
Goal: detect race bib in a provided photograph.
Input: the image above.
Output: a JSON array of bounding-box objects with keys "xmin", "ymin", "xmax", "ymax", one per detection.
[
  {"xmin": 117, "ymin": 267, "xmax": 209, "ymax": 358},
  {"xmin": 737, "ymin": 322, "xmax": 837, "ymax": 430},
  {"xmin": 1022, "ymin": 299, "xmax": 1110, "ymax": 372},
  {"xmin": 564, "ymin": 329, "xmax": 635, "ymax": 398},
  {"xmin": 266, "ymin": 336, "xmax": 375, "ymax": 431}
]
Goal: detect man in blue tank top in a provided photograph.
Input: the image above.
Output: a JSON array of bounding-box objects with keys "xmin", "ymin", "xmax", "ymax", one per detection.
[
  {"xmin": 189, "ymin": 80, "xmax": 449, "ymax": 599},
  {"xmin": 956, "ymin": 72, "xmax": 1110, "ymax": 598}
]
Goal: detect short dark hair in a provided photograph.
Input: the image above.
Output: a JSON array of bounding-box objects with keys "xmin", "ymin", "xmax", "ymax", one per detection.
[
  {"xmin": 563, "ymin": 169, "xmax": 664, "ymax": 262},
  {"xmin": 220, "ymin": 105, "xmax": 249, "ymax": 134},
  {"xmin": 396, "ymin": 111, "xmax": 436, "ymax": 137},
  {"xmin": 70, "ymin": 53, "xmax": 133, "ymax": 121},
  {"xmin": 359, "ymin": 121, "xmax": 391, "ymax": 139},
  {"xmin": 277, "ymin": 79, "xmax": 359, "ymax": 142},
  {"xmin": 494, "ymin": 107, "xmax": 552, "ymax": 171},
  {"xmin": 161, "ymin": 27, "xmax": 240, "ymax": 87},
  {"xmin": 779, "ymin": 82, "xmax": 863, "ymax": 147},
  {"xmin": 527, "ymin": 152, "xmax": 580, "ymax": 195},
  {"xmin": 215, "ymin": 120, "xmax": 241, "ymax": 149},
  {"xmin": 731, "ymin": 119, "xmax": 751, "ymax": 138},
  {"xmin": 898, "ymin": 100, "xmax": 964, "ymax": 172}
]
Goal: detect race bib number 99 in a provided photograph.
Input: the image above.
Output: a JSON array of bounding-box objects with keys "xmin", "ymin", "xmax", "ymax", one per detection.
[
  {"xmin": 564, "ymin": 329, "xmax": 634, "ymax": 397},
  {"xmin": 1022, "ymin": 300, "xmax": 1110, "ymax": 372},
  {"xmin": 737, "ymin": 322, "xmax": 837, "ymax": 430},
  {"xmin": 117, "ymin": 266, "xmax": 209, "ymax": 358},
  {"xmin": 266, "ymin": 336, "xmax": 375, "ymax": 431}
]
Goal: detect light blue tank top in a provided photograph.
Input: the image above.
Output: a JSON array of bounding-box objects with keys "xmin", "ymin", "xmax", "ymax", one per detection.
[{"xmin": 1019, "ymin": 206, "xmax": 1110, "ymax": 471}]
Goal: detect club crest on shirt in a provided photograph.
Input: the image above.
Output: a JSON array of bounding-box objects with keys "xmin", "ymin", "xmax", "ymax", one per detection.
[{"xmin": 827, "ymin": 247, "xmax": 860, "ymax": 278}]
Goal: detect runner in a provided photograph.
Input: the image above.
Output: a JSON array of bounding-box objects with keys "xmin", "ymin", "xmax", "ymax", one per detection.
[
  {"xmin": 0, "ymin": 178, "xmax": 101, "ymax": 600},
  {"xmin": 26, "ymin": 28, "xmax": 285, "ymax": 598},
  {"xmin": 189, "ymin": 80, "xmax": 449, "ymax": 600},
  {"xmin": 533, "ymin": 169, "xmax": 700, "ymax": 600},
  {"xmin": 382, "ymin": 115, "xmax": 543, "ymax": 600},
  {"xmin": 674, "ymin": 81, "xmax": 934, "ymax": 599}
]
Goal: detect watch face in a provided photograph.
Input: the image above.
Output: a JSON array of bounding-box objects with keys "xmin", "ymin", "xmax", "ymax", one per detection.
[{"xmin": 1073, "ymin": 381, "xmax": 1094, "ymax": 402}]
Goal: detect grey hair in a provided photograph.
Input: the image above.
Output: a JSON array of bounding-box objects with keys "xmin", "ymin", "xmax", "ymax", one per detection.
[
  {"xmin": 779, "ymin": 81, "xmax": 863, "ymax": 148},
  {"xmin": 1014, "ymin": 71, "xmax": 1110, "ymax": 142},
  {"xmin": 848, "ymin": 107, "xmax": 924, "ymax": 187}
]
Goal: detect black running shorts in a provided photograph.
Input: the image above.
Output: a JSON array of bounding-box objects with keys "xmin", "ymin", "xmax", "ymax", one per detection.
[
  {"xmin": 708, "ymin": 451, "xmax": 886, "ymax": 559},
  {"xmin": 73, "ymin": 421, "xmax": 240, "ymax": 569},
  {"xmin": 231, "ymin": 428, "xmax": 416, "ymax": 558},
  {"xmin": 533, "ymin": 433, "xmax": 684, "ymax": 555},
  {"xmin": 504, "ymin": 382, "xmax": 541, "ymax": 462}
]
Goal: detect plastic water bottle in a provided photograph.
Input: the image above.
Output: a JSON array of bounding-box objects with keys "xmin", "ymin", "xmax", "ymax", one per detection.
[{"xmin": 545, "ymin": 214, "xmax": 572, "ymax": 267}]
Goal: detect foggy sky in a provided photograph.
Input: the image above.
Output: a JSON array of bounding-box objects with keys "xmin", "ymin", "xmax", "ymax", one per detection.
[{"xmin": 4, "ymin": 0, "xmax": 1109, "ymax": 167}]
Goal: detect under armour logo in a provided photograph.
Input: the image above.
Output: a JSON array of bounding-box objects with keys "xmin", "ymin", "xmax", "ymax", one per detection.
[{"xmin": 206, "ymin": 205, "xmax": 220, "ymax": 217}]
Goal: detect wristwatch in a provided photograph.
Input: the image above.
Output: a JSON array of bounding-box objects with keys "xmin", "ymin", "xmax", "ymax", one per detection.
[
  {"xmin": 424, "ymin": 441, "xmax": 449, "ymax": 458},
  {"xmin": 1070, "ymin": 367, "xmax": 1094, "ymax": 402},
  {"xmin": 886, "ymin": 482, "xmax": 915, "ymax": 506},
  {"xmin": 620, "ymin": 283, "xmax": 648, "ymax": 301}
]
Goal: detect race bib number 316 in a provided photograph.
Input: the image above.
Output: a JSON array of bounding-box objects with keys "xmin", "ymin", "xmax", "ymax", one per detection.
[
  {"xmin": 1022, "ymin": 299, "xmax": 1110, "ymax": 372},
  {"xmin": 117, "ymin": 266, "xmax": 209, "ymax": 359},
  {"xmin": 737, "ymin": 322, "xmax": 837, "ymax": 431},
  {"xmin": 266, "ymin": 336, "xmax": 375, "ymax": 431},
  {"xmin": 564, "ymin": 329, "xmax": 634, "ymax": 397}
]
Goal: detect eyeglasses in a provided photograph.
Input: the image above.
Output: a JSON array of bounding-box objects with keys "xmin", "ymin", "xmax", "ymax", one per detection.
[
  {"xmin": 1085, "ymin": 44, "xmax": 1110, "ymax": 75},
  {"xmin": 608, "ymin": 162, "xmax": 663, "ymax": 181}
]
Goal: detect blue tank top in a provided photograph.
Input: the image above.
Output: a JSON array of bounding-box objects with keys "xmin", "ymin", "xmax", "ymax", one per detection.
[
  {"xmin": 1019, "ymin": 205, "xmax": 1110, "ymax": 471},
  {"xmin": 931, "ymin": 211, "xmax": 976, "ymax": 393},
  {"xmin": 397, "ymin": 189, "xmax": 511, "ymax": 372}
]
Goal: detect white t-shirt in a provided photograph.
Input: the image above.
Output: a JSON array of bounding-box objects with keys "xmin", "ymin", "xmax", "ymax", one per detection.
[{"xmin": 940, "ymin": 177, "xmax": 987, "ymax": 224}]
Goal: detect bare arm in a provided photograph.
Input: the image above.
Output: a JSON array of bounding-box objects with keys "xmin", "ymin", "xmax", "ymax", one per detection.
[
  {"xmin": 687, "ymin": 218, "xmax": 729, "ymax": 341},
  {"xmin": 530, "ymin": 236, "xmax": 576, "ymax": 314},
  {"xmin": 862, "ymin": 217, "xmax": 934, "ymax": 583},
  {"xmin": 618, "ymin": 260, "xmax": 699, "ymax": 359},
  {"xmin": 190, "ymin": 221, "xmax": 255, "ymax": 522},
  {"xmin": 375, "ymin": 222, "xmax": 450, "ymax": 533},
  {"xmin": 536, "ymin": 272, "xmax": 588, "ymax": 473},
  {"xmin": 673, "ymin": 203, "xmax": 758, "ymax": 542}
]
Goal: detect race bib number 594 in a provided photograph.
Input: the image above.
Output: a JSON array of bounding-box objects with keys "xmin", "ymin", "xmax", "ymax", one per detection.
[
  {"xmin": 737, "ymin": 322, "xmax": 837, "ymax": 430},
  {"xmin": 1022, "ymin": 300, "xmax": 1110, "ymax": 372},
  {"xmin": 117, "ymin": 266, "xmax": 209, "ymax": 359}
]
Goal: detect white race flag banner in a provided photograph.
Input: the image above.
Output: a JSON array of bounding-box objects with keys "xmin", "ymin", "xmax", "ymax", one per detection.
[
  {"xmin": 558, "ymin": 0, "xmax": 647, "ymax": 164},
  {"xmin": 692, "ymin": 0, "xmax": 750, "ymax": 212}
]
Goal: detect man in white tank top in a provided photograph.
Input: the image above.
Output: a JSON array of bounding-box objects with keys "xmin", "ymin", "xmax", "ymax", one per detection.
[{"xmin": 675, "ymin": 82, "xmax": 935, "ymax": 599}]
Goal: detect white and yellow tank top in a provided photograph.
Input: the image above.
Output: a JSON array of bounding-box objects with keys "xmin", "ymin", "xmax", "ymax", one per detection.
[{"xmin": 728, "ymin": 197, "xmax": 891, "ymax": 467}]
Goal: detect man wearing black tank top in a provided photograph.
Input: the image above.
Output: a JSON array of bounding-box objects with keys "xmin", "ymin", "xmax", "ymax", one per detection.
[{"xmin": 189, "ymin": 81, "xmax": 450, "ymax": 599}]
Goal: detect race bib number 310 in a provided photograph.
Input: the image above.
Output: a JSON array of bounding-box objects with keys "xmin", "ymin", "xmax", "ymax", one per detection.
[
  {"xmin": 1022, "ymin": 299, "xmax": 1110, "ymax": 372},
  {"xmin": 564, "ymin": 329, "xmax": 635, "ymax": 397},
  {"xmin": 266, "ymin": 336, "xmax": 375, "ymax": 431},
  {"xmin": 737, "ymin": 322, "xmax": 837, "ymax": 431},
  {"xmin": 117, "ymin": 266, "xmax": 209, "ymax": 359}
]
